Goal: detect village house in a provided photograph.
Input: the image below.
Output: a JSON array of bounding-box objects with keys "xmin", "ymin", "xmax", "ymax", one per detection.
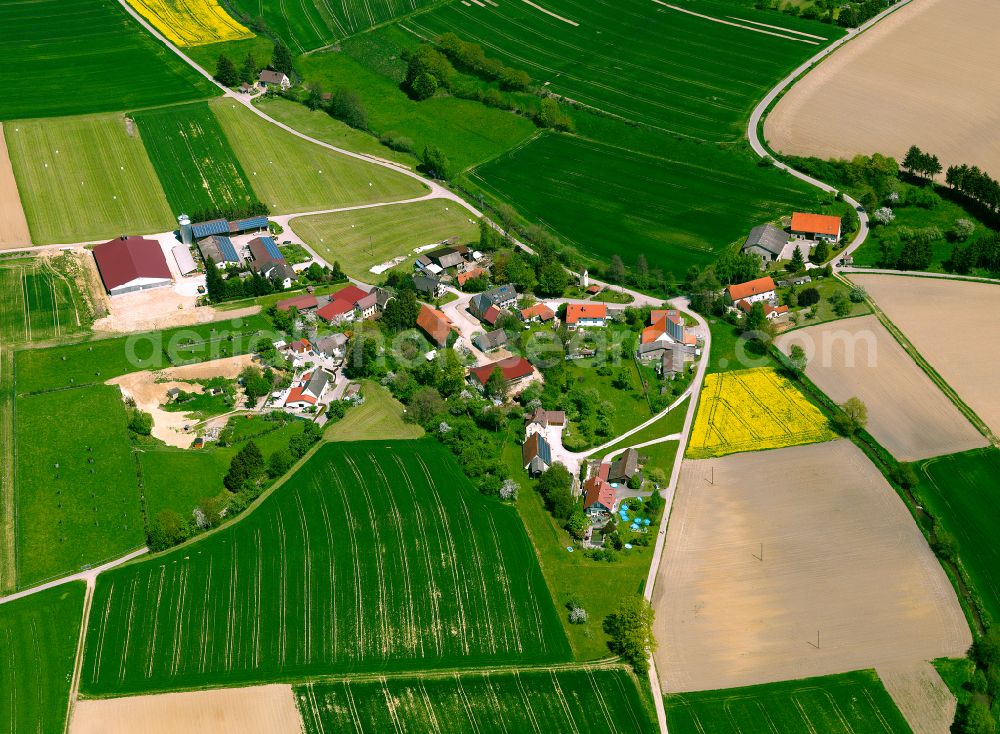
[
  {"xmin": 474, "ymin": 330, "xmax": 509, "ymax": 353},
  {"xmin": 468, "ymin": 356, "xmax": 534, "ymax": 389},
  {"xmin": 469, "ymin": 284, "xmax": 518, "ymax": 325},
  {"xmin": 315, "ymin": 333, "xmax": 348, "ymax": 360},
  {"xmin": 416, "ymin": 303, "xmax": 454, "ymax": 348},
  {"xmin": 413, "ymin": 273, "xmax": 445, "ymax": 299},
  {"xmin": 456, "ymin": 268, "xmax": 487, "ymax": 288},
  {"xmin": 259, "ymin": 69, "xmax": 291, "ymax": 90},
  {"xmin": 790, "ymin": 212, "xmax": 841, "ymax": 243},
  {"xmin": 608, "ymin": 448, "xmax": 640, "ymax": 484},
  {"xmin": 520, "ymin": 303, "xmax": 555, "ymax": 323},
  {"xmin": 725, "ymin": 276, "xmax": 776, "ymax": 306},
  {"xmin": 522, "ymin": 432, "xmax": 552, "ymax": 476},
  {"xmin": 275, "ymin": 293, "xmax": 319, "ymax": 313},
  {"xmin": 736, "ymin": 299, "xmax": 789, "ymax": 320},
  {"xmin": 584, "ymin": 468, "xmax": 616, "ymax": 518},
  {"xmin": 316, "ymin": 284, "xmax": 374, "ymax": 324},
  {"xmin": 525, "ymin": 408, "xmax": 566, "ymax": 438},
  {"xmin": 284, "ymin": 369, "xmax": 332, "ymax": 409},
  {"xmin": 565, "ymin": 303, "xmax": 607, "ymax": 329},
  {"xmin": 742, "ymin": 223, "xmax": 794, "ymax": 264}
]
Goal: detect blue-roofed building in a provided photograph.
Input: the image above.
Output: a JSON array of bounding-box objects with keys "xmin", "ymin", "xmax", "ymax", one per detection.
[
  {"xmin": 191, "ymin": 215, "xmax": 268, "ymax": 241},
  {"xmin": 191, "ymin": 218, "xmax": 229, "ymax": 239},
  {"xmin": 248, "ymin": 236, "xmax": 286, "ymax": 272},
  {"xmin": 234, "ymin": 215, "xmax": 269, "ymax": 233},
  {"xmin": 198, "ymin": 235, "xmax": 241, "ymax": 269},
  {"xmin": 259, "ymin": 236, "xmax": 282, "ymax": 261}
]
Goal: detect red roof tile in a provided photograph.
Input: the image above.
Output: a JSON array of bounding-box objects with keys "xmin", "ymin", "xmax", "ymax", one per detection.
[
  {"xmin": 791, "ymin": 212, "xmax": 841, "ymax": 237},
  {"xmin": 566, "ymin": 303, "xmax": 607, "ymax": 325},
  {"xmin": 469, "ymin": 356, "xmax": 534, "ymax": 386},
  {"xmin": 92, "ymin": 236, "xmax": 171, "ymax": 291},
  {"xmin": 726, "ymin": 276, "xmax": 776, "ymax": 302}
]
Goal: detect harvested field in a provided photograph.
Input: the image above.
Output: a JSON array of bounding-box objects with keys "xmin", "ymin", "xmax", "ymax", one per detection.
[
  {"xmin": 70, "ymin": 684, "xmax": 303, "ymax": 734},
  {"xmin": 765, "ymin": 0, "xmax": 1000, "ymax": 179},
  {"xmin": 296, "ymin": 667, "xmax": 657, "ymax": 733},
  {"xmin": 82, "ymin": 440, "xmax": 569, "ymax": 695},
  {"xmin": 653, "ymin": 440, "xmax": 969, "ymax": 693},
  {"xmin": 850, "ymin": 274, "xmax": 1000, "ymax": 437},
  {"xmin": 775, "ymin": 315, "xmax": 986, "ymax": 460},
  {"xmin": 0, "ymin": 125, "xmax": 30, "ymax": 248},
  {"xmin": 686, "ymin": 367, "xmax": 835, "ymax": 458}
]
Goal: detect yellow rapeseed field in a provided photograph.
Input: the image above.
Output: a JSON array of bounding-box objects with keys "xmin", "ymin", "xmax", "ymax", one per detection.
[
  {"xmin": 687, "ymin": 367, "xmax": 836, "ymax": 458},
  {"xmin": 126, "ymin": 0, "xmax": 253, "ymax": 47}
]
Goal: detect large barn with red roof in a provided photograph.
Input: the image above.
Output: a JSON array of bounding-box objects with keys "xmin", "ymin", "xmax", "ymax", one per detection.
[{"xmin": 92, "ymin": 236, "xmax": 172, "ymax": 296}]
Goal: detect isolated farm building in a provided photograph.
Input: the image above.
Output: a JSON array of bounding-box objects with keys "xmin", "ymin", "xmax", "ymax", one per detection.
[
  {"xmin": 608, "ymin": 448, "xmax": 640, "ymax": 483},
  {"xmin": 469, "ymin": 356, "xmax": 534, "ymax": 388},
  {"xmin": 166, "ymin": 387, "xmax": 181, "ymax": 401},
  {"xmin": 474, "ymin": 329, "xmax": 509, "ymax": 353},
  {"xmin": 416, "ymin": 303, "xmax": 454, "ymax": 347},
  {"xmin": 259, "ymin": 69, "xmax": 291, "ymax": 90},
  {"xmin": 520, "ymin": 303, "xmax": 555, "ymax": 323},
  {"xmin": 315, "ymin": 333, "xmax": 348, "ymax": 359},
  {"xmin": 413, "ymin": 274, "xmax": 445, "ymax": 299},
  {"xmin": 284, "ymin": 369, "xmax": 331, "ymax": 408},
  {"xmin": 522, "ymin": 432, "xmax": 553, "ymax": 476},
  {"xmin": 725, "ymin": 276, "xmax": 776, "ymax": 306},
  {"xmin": 276, "ymin": 293, "xmax": 319, "ymax": 312},
  {"xmin": 171, "ymin": 245, "xmax": 198, "ymax": 276},
  {"xmin": 197, "ymin": 235, "xmax": 241, "ymax": 269},
  {"xmin": 584, "ymin": 476, "xmax": 616, "ymax": 517},
  {"xmin": 456, "ymin": 268, "xmax": 487, "ymax": 288},
  {"xmin": 736, "ymin": 299, "xmax": 789, "ymax": 320},
  {"xmin": 92, "ymin": 236, "xmax": 172, "ymax": 296},
  {"xmin": 790, "ymin": 212, "xmax": 841, "ymax": 243},
  {"xmin": 191, "ymin": 215, "xmax": 268, "ymax": 240},
  {"xmin": 742, "ymin": 223, "xmax": 792, "ymax": 263},
  {"xmin": 565, "ymin": 303, "xmax": 607, "ymax": 329}
]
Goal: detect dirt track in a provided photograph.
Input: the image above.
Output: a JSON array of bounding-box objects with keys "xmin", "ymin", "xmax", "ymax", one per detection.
[
  {"xmin": 775, "ymin": 315, "xmax": 987, "ymax": 460},
  {"xmin": 653, "ymin": 440, "xmax": 969, "ymax": 693},
  {"xmin": 765, "ymin": 0, "xmax": 1000, "ymax": 179},
  {"xmin": 70, "ymin": 684, "xmax": 303, "ymax": 734},
  {"xmin": 0, "ymin": 124, "xmax": 31, "ymax": 248},
  {"xmin": 851, "ymin": 274, "xmax": 1000, "ymax": 438}
]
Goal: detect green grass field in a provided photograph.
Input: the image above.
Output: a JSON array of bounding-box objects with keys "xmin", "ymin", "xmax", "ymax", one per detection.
[
  {"xmin": 916, "ymin": 448, "xmax": 1000, "ymax": 623},
  {"xmin": 14, "ymin": 314, "xmax": 272, "ymax": 394},
  {"xmin": 6, "ymin": 113, "xmax": 174, "ymax": 244},
  {"xmin": 599, "ymin": 397, "xmax": 689, "ymax": 458},
  {"xmin": 292, "ymin": 199, "xmax": 479, "ymax": 279},
  {"xmin": 296, "ymin": 667, "xmax": 657, "ymax": 733},
  {"xmin": 297, "ymin": 44, "xmax": 538, "ymax": 173},
  {"xmin": 226, "ymin": 0, "xmax": 439, "ymax": 53},
  {"xmin": 1, "ymin": 0, "xmax": 216, "ymax": 120},
  {"xmin": 410, "ymin": 0, "xmax": 841, "ymax": 140},
  {"xmin": 212, "ymin": 99, "xmax": 427, "ymax": 213},
  {"xmin": 0, "ymin": 258, "xmax": 86, "ymax": 344},
  {"xmin": 82, "ymin": 440, "xmax": 570, "ymax": 694},
  {"xmin": 15, "ymin": 386, "xmax": 144, "ymax": 586},
  {"xmin": 324, "ymin": 381, "xmax": 423, "ymax": 442},
  {"xmin": 0, "ymin": 582, "xmax": 86, "ymax": 733},
  {"xmin": 133, "ymin": 102, "xmax": 257, "ymax": 214},
  {"xmin": 471, "ymin": 133, "xmax": 826, "ymax": 277},
  {"xmin": 665, "ymin": 670, "xmax": 912, "ymax": 734}
]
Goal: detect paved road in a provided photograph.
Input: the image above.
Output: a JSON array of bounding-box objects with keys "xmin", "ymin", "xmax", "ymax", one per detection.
[{"xmin": 746, "ymin": 0, "xmax": 917, "ymax": 269}]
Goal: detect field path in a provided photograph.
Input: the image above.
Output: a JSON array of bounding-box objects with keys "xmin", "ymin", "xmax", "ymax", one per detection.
[
  {"xmin": 877, "ymin": 662, "xmax": 956, "ymax": 734},
  {"xmin": 748, "ymin": 0, "xmax": 919, "ymax": 267}
]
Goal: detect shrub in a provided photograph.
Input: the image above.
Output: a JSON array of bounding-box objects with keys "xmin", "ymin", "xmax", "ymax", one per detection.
[{"xmin": 797, "ymin": 287, "xmax": 821, "ymax": 307}]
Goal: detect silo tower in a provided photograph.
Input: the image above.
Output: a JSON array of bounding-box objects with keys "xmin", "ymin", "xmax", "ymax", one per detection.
[{"xmin": 178, "ymin": 214, "xmax": 193, "ymax": 245}]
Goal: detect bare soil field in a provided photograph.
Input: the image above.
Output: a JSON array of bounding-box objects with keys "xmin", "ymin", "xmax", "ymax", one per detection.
[
  {"xmin": 93, "ymin": 288, "xmax": 259, "ymax": 333},
  {"xmin": 877, "ymin": 661, "xmax": 956, "ymax": 734},
  {"xmin": 106, "ymin": 354, "xmax": 252, "ymax": 448},
  {"xmin": 776, "ymin": 315, "xmax": 986, "ymax": 460},
  {"xmin": 765, "ymin": 0, "xmax": 1000, "ymax": 178},
  {"xmin": 70, "ymin": 684, "xmax": 303, "ymax": 734},
  {"xmin": 850, "ymin": 274, "xmax": 1000, "ymax": 437},
  {"xmin": 653, "ymin": 440, "xmax": 969, "ymax": 693},
  {"xmin": 0, "ymin": 124, "xmax": 31, "ymax": 248}
]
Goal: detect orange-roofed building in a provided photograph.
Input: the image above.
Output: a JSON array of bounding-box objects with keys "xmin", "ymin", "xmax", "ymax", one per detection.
[
  {"xmin": 565, "ymin": 303, "xmax": 607, "ymax": 328},
  {"xmin": 520, "ymin": 303, "xmax": 555, "ymax": 322},
  {"xmin": 468, "ymin": 356, "xmax": 534, "ymax": 388},
  {"xmin": 584, "ymin": 476, "xmax": 616, "ymax": 517},
  {"xmin": 790, "ymin": 212, "xmax": 841, "ymax": 242},
  {"xmin": 725, "ymin": 276, "xmax": 776, "ymax": 305},
  {"xmin": 416, "ymin": 303, "xmax": 453, "ymax": 347},
  {"xmin": 736, "ymin": 299, "xmax": 789, "ymax": 320},
  {"xmin": 642, "ymin": 309, "xmax": 686, "ymax": 345}
]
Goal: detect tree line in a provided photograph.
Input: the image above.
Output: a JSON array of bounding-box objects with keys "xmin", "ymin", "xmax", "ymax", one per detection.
[{"xmin": 187, "ymin": 201, "xmax": 269, "ymax": 224}]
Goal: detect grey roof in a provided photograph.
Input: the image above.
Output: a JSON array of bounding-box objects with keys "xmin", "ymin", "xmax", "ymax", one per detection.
[
  {"xmin": 315, "ymin": 334, "xmax": 348, "ymax": 354},
  {"xmin": 413, "ymin": 274, "xmax": 441, "ymax": 294},
  {"xmin": 474, "ymin": 330, "xmax": 508, "ymax": 351},
  {"xmin": 661, "ymin": 348, "xmax": 687, "ymax": 376},
  {"xmin": 305, "ymin": 369, "xmax": 331, "ymax": 397},
  {"xmin": 374, "ymin": 287, "xmax": 395, "ymax": 308},
  {"xmin": 609, "ymin": 448, "xmax": 639, "ymax": 482},
  {"xmin": 482, "ymin": 284, "xmax": 517, "ymax": 304},
  {"xmin": 263, "ymin": 263, "xmax": 296, "ymax": 282},
  {"xmin": 743, "ymin": 223, "xmax": 789, "ymax": 257},
  {"xmin": 259, "ymin": 70, "xmax": 288, "ymax": 84}
]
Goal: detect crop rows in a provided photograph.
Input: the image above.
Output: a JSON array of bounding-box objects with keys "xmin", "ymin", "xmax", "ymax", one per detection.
[
  {"xmin": 296, "ymin": 667, "xmax": 657, "ymax": 733},
  {"xmin": 82, "ymin": 441, "xmax": 570, "ymax": 695},
  {"xmin": 0, "ymin": 262, "xmax": 80, "ymax": 345},
  {"xmin": 687, "ymin": 367, "xmax": 835, "ymax": 458},
  {"xmin": 135, "ymin": 102, "xmax": 258, "ymax": 215},
  {"xmin": 124, "ymin": 0, "xmax": 253, "ymax": 47}
]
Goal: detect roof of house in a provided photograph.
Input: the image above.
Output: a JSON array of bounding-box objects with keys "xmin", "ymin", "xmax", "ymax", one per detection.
[
  {"xmin": 586, "ymin": 284, "xmax": 602, "ymax": 294},
  {"xmin": 287, "ymin": 338, "xmax": 312, "ymax": 353},
  {"xmin": 522, "ymin": 432, "xmax": 552, "ymax": 468},
  {"xmin": 413, "ymin": 274, "xmax": 441, "ymax": 294},
  {"xmin": 483, "ymin": 284, "xmax": 517, "ymax": 303},
  {"xmin": 315, "ymin": 333, "xmax": 348, "ymax": 353},
  {"xmin": 565, "ymin": 303, "xmax": 607, "ymax": 325},
  {"xmin": 248, "ymin": 236, "xmax": 284, "ymax": 267},
  {"xmin": 355, "ymin": 292, "xmax": 377, "ymax": 311},
  {"xmin": 92, "ymin": 236, "xmax": 171, "ymax": 291},
  {"xmin": 276, "ymin": 294, "xmax": 318, "ymax": 312},
  {"xmin": 520, "ymin": 303, "xmax": 555, "ymax": 321},
  {"xmin": 790, "ymin": 212, "xmax": 841, "ymax": 236},
  {"xmin": 262, "ymin": 262, "xmax": 296, "ymax": 282},
  {"xmin": 332, "ymin": 283, "xmax": 369, "ymax": 305},
  {"xmin": 456, "ymin": 268, "xmax": 486, "ymax": 286},
  {"xmin": 171, "ymin": 245, "xmax": 197, "ymax": 275},
  {"xmin": 726, "ymin": 276, "xmax": 776, "ymax": 302},
  {"xmin": 474, "ymin": 329, "xmax": 508, "ymax": 351},
  {"xmin": 481, "ymin": 304, "xmax": 501, "ymax": 326},
  {"xmin": 597, "ymin": 462, "xmax": 611, "ymax": 481},
  {"xmin": 259, "ymin": 69, "xmax": 288, "ymax": 84},
  {"xmin": 417, "ymin": 303, "xmax": 453, "ymax": 347},
  {"xmin": 526, "ymin": 407, "xmax": 566, "ymax": 427},
  {"xmin": 737, "ymin": 300, "xmax": 789, "ymax": 317},
  {"xmin": 609, "ymin": 448, "xmax": 639, "ymax": 481},
  {"xmin": 374, "ymin": 287, "xmax": 395, "ymax": 308},
  {"xmin": 304, "ymin": 369, "xmax": 331, "ymax": 398},
  {"xmin": 642, "ymin": 310, "xmax": 683, "ymax": 344},
  {"xmin": 469, "ymin": 356, "xmax": 534, "ymax": 386},
  {"xmin": 285, "ymin": 386, "xmax": 316, "ymax": 405},
  {"xmin": 744, "ymin": 223, "xmax": 790, "ymax": 255},
  {"xmin": 316, "ymin": 299, "xmax": 355, "ymax": 322},
  {"xmin": 584, "ymin": 476, "xmax": 616, "ymax": 511}
]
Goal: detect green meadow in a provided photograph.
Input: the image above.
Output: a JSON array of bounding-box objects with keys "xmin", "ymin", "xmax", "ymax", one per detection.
[
  {"xmin": 0, "ymin": 583, "xmax": 86, "ymax": 734},
  {"xmin": 1, "ymin": 0, "xmax": 215, "ymax": 120},
  {"xmin": 0, "ymin": 258, "xmax": 87, "ymax": 344}
]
